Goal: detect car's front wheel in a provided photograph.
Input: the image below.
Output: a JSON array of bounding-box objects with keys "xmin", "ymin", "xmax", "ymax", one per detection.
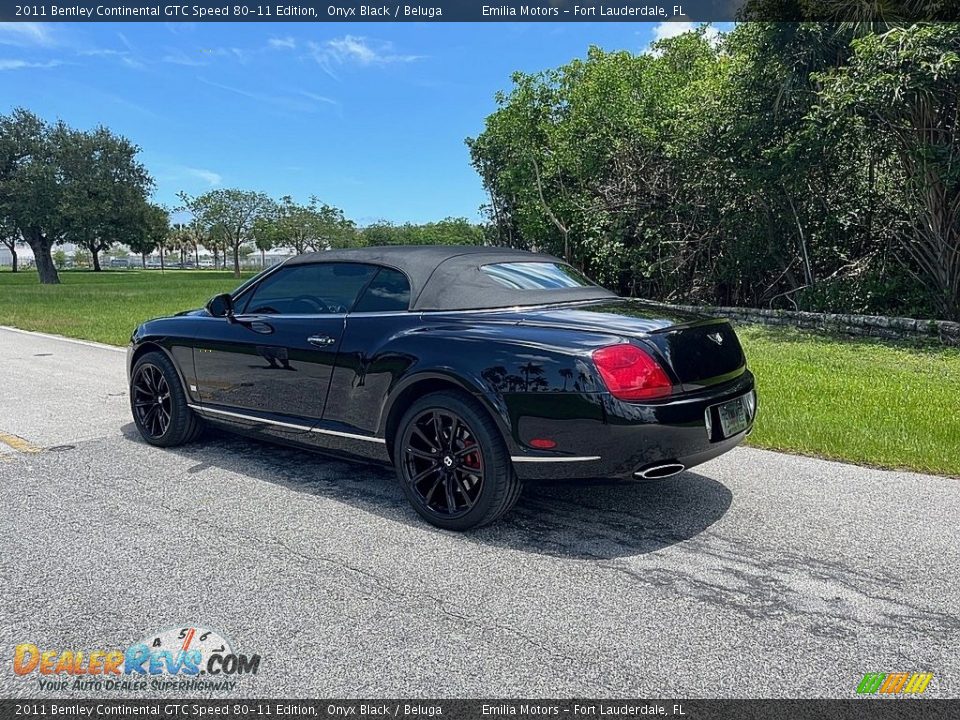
[
  {"xmin": 394, "ymin": 390, "xmax": 521, "ymax": 530},
  {"xmin": 130, "ymin": 351, "xmax": 203, "ymax": 447}
]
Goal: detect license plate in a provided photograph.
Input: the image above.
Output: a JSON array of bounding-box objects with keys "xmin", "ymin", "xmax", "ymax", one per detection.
[{"xmin": 717, "ymin": 395, "xmax": 751, "ymax": 438}]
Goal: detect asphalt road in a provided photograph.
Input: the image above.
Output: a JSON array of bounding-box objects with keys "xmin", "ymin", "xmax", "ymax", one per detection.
[{"xmin": 0, "ymin": 325, "xmax": 957, "ymax": 699}]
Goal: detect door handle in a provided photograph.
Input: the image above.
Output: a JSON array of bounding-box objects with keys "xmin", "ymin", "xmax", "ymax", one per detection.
[
  {"xmin": 249, "ymin": 321, "xmax": 274, "ymax": 335},
  {"xmin": 307, "ymin": 335, "xmax": 336, "ymax": 347}
]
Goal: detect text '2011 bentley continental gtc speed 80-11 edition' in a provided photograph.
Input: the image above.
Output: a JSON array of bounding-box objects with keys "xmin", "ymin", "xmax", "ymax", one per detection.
[{"xmin": 128, "ymin": 246, "xmax": 756, "ymax": 529}]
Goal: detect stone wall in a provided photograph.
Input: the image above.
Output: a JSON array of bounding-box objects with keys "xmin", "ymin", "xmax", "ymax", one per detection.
[{"xmin": 649, "ymin": 303, "xmax": 960, "ymax": 346}]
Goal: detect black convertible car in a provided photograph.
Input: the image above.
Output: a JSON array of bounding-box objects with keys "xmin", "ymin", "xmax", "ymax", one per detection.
[{"xmin": 128, "ymin": 246, "xmax": 756, "ymax": 529}]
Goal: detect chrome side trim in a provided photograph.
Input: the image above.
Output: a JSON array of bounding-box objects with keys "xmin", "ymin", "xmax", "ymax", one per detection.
[
  {"xmin": 312, "ymin": 428, "xmax": 387, "ymax": 444},
  {"xmin": 510, "ymin": 455, "xmax": 601, "ymax": 463},
  {"xmin": 419, "ymin": 299, "xmax": 611, "ymax": 316},
  {"xmin": 187, "ymin": 404, "xmax": 387, "ymax": 444}
]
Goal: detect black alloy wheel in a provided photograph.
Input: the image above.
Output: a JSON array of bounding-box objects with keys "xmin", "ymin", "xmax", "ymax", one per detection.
[
  {"xmin": 403, "ymin": 408, "xmax": 485, "ymax": 518},
  {"xmin": 132, "ymin": 363, "xmax": 172, "ymax": 439},
  {"xmin": 395, "ymin": 391, "xmax": 522, "ymax": 530},
  {"xmin": 129, "ymin": 351, "xmax": 203, "ymax": 447}
]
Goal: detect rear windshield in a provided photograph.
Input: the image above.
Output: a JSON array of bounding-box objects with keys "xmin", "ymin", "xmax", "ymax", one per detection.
[{"xmin": 480, "ymin": 262, "xmax": 593, "ymax": 290}]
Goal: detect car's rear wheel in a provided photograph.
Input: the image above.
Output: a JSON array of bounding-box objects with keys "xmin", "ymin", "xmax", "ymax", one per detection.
[
  {"xmin": 130, "ymin": 351, "xmax": 202, "ymax": 447},
  {"xmin": 394, "ymin": 390, "xmax": 521, "ymax": 530}
]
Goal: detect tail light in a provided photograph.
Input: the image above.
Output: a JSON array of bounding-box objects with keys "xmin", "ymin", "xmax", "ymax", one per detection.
[{"xmin": 591, "ymin": 344, "xmax": 673, "ymax": 401}]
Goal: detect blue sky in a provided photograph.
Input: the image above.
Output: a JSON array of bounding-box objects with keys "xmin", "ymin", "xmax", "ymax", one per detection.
[{"xmin": 0, "ymin": 21, "xmax": 716, "ymax": 225}]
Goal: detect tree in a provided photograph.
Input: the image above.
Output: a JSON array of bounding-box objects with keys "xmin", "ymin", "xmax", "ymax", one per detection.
[
  {"xmin": 205, "ymin": 223, "xmax": 229, "ymax": 269},
  {"xmin": 72, "ymin": 248, "xmax": 90, "ymax": 268},
  {"xmin": 467, "ymin": 23, "xmax": 955, "ymax": 318},
  {"xmin": 468, "ymin": 35, "xmax": 727, "ymax": 288},
  {"xmin": 247, "ymin": 195, "xmax": 358, "ymax": 258},
  {"xmin": 0, "ymin": 109, "xmax": 64, "ymax": 284},
  {"xmin": 56, "ymin": 123, "xmax": 152, "ymax": 272},
  {"xmin": 0, "ymin": 213, "xmax": 18, "ymax": 272},
  {"xmin": 169, "ymin": 223, "xmax": 193, "ymax": 266},
  {"xmin": 184, "ymin": 219, "xmax": 205, "ymax": 267},
  {"xmin": 359, "ymin": 218, "xmax": 485, "ymax": 246},
  {"xmin": 52, "ymin": 249, "xmax": 66, "ymax": 270},
  {"xmin": 252, "ymin": 215, "xmax": 276, "ymax": 267},
  {"xmin": 815, "ymin": 24, "xmax": 960, "ymax": 319},
  {"xmin": 124, "ymin": 201, "xmax": 160, "ymax": 268},
  {"xmin": 141, "ymin": 204, "xmax": 169, "ymax": 271},
  {"xmin": 179, "ymin": 189, "xmax": 273, "ymax": 278},
  {"xmin": 0, "ymin": 108, "xmax": 153, "ymax": 282}
]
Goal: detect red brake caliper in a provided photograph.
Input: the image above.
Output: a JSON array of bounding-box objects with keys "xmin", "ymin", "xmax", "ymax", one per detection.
[{"xmin": 462, "ymin": 439, "xmax": 480, "ymax": 471}]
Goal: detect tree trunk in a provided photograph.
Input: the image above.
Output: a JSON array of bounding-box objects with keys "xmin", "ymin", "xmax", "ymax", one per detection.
[
  {"xmin": 212, "ymin": 247, "xmax": 219, "ymax": 269},
  {"xmin": 160, "ymin": 246, "xmax": 165, "ymax": 272},
  {"xmin": 26, "ymin": 233, "xmax": 60, "ymax": 284},
  {"xmin": 233, "ymin": 245, "xmax": 241, "ymax": 278},
  {"xmin": 530, "ymin": 154, "xmax": 572, "ymax": 263},
  {"xmin": 261, "ymin": 248, "xmax": 266, "ymax": 267},
  {"xmin": 9, "ymin": 246, "xmax": 17, "ymax": 273},
  {"xmin": 141, "ymin": 252, "xmax": 147, "ymax": 268},
  {"xmin": 195, "ymin": 246, "xmax": 199, "ymax": 267},
  {"xmin": 92, "ymin": 248, "xmax": 102, "ymax": 272}
]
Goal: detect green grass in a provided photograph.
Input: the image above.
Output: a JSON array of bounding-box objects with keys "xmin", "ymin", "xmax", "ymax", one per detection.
[
  {"xmin": 0, "ymin": 269, "xmax": 255, "ymax": 346},
  {"xmin": 738, "ymin": 325, "xmax": 960, "ymax": 477},
  {"xmin": 1, "ymin": 269, "xmax": 958, "ymax": 476}
]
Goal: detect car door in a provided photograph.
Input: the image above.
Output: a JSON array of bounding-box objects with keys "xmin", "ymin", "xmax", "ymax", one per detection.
[
  {"xmin": 322, "ymin": 266, "xmax": 417, "ymax": 435},
  {"xmin": 192, "ymin": 261, "xmax": 378, "ymax": 425}
]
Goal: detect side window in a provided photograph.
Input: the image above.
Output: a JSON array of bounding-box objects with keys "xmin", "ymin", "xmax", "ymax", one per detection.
[
  {"xmin": 352, "ymin": 268, "xmax": 411, "ymax": 313},
  {"xmin": 241, "ymin": 263, "xmax": 377, "ymax": 315}
]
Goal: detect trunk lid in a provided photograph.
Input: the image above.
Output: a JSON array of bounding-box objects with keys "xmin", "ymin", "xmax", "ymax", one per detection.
[{"xmin": 515, "ymin": 299, "xmax": 746, "ymax": 392}]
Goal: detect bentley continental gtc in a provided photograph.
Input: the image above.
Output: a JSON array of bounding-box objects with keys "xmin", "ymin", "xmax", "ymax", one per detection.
[{"xmin": 128, "ymin": 246, "xmax": 756, "ymax": 529}]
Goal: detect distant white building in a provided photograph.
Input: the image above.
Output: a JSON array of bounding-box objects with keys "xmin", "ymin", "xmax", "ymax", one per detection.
[
  {"xmin": 0, "ymin": 242, "xmax": 118, "ymax": 267},
  {"xmin": 0, "ymin": 243, "xmax": 295, "ymax": 269}
]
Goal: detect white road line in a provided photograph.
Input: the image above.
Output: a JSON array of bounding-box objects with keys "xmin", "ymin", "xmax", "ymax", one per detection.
[{"xmin": 0, "ymin": 326, "xmax": 125, "ymax": 352}]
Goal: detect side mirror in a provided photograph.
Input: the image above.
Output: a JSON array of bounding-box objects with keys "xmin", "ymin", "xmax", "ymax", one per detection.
[{"xmin": 206, "ymin": 293, "xmax": 234, "ymax": 319}]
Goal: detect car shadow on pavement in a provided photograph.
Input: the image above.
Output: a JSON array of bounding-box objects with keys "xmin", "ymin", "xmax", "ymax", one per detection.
[{"xmin": 122, "ymin": 424, "xmax": 731, "ymax": 560}]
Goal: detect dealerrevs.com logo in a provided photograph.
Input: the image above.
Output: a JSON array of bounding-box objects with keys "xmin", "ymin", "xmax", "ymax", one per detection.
[
  {"xmin": 856, "ymin": 672, "xmax": 934, "ymax": 695},
  {"xmin": 13, "ymin": 626, "xmax": 261, "ymax": 692}
]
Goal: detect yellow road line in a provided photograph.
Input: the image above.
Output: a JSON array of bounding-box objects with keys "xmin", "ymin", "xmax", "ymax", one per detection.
[{"xmin": 0, "ymin": 432, "xmax": 42, "ymax": 454}]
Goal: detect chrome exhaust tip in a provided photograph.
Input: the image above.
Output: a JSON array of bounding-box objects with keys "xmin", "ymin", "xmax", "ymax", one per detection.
[{"xmin": 634, "ymin": 462, "xmax": 686, "ymax": 480}]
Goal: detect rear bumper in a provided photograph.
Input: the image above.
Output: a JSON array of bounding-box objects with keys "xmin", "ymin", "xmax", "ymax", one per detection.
[{"xmin": 506, "ymin": 370, "xmax": 756, "ymax": 480}]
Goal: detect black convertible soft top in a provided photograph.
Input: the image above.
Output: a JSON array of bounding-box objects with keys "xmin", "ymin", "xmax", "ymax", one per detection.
[{"xmin": 285, "ymin": 245, "xmax": 616, "ymax": 311}]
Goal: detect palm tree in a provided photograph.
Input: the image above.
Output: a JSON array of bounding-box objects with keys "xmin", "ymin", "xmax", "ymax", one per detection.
[
  {"xmin": 161, "ymin": 226, "xmax": 183, "ymax": 271},
  {"xmin": 520, "ymin": 361, "xmax": 544, "ymax": 391}
]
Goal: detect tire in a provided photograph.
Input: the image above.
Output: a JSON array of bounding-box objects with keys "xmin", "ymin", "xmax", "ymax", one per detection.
[
  {"xmin": 130, "ymin": 351, "xmax": 203, "ymax": 447},
  {"xmin": 394, "ymin": 390, "xmax": 521, "ymax": 530}
]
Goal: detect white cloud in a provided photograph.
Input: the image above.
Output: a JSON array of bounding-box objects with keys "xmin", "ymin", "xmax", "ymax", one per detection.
[
  {"xmin": 299, "ymin": 90, "xmax": 338, "ymax": 106},
  {"xmin": 268, "ymin": 36, "xmax": 296, "ymax": 50},
  {"xmin": 0, "ymin": 59, "xmax": 61, "ymax": 71},
  {"xmin": 308, "ymin": 35, "xmax": 420, "ymax": 77},
  {"xmin": 652, "ymin": 21, "xmax": 696, "ymax": 42},
  {"xmin": 197, "ymin": 76, "xmax": 337, "ymax": 115},
  {"xmin": 79, "ymin": 48, "xmax": 145, "ymax": 70},
  {"xmin": 184, "ymin": 167, "xmax": 222, "ymax": 187},
  {"xmin": 648, "ymin": 22, "xmax": 721, "ymax": 55},
  {"xmin": 165, "ymin": 22, "xmax": 198, "ymax": 35},
  {"xmin": 0, "ymin": 23, "xmax": 55, "ymax": 47},
  {"xmin": 163, "ymin": 46, "xmax": 246, "ymax": 66},
  {"xmin": 162, "ymin": 49, "xmax": 206, "ymax": 66},
  {"xmin": 81, "ymin": 48, "xmax": 125, "ymax": 57}
]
